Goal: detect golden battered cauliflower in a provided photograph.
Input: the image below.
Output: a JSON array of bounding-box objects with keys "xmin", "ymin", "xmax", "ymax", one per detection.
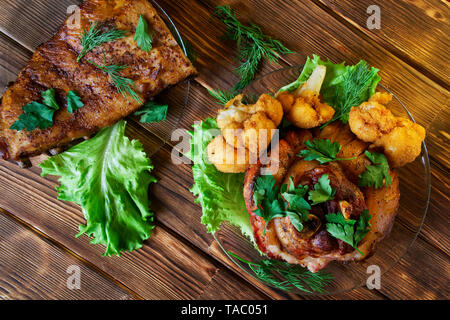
[
  {"xmin": 349, "ymin": 93, "xmax": 426, "ymax": 167},
  {"xmin": 277, "ymin": 65, "xmax": 335, "ymax": 129},
  {"xmin": 216, "ymin": 93, "xmax": 283, "ymax": 155},
  {"xmin": 207, "ymin": 93, "xmax": 283, "ymax": 173},
  {"xmin": 207, "ymin": 135, "xmax": 250, "ymax": 173}
]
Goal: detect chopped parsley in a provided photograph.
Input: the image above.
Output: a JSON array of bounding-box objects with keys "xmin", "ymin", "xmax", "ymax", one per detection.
[
  {"xmin": 325, "ymin": 209, "xmax": 371, "ymax": 255},
  {"xmin": 299, "ymin": 139, "xmax": 357, "ymax": 164},
  {"xmin": 308, "ymin": 174, "xmax": 336, "ymax": 205},
  {"xmin": 358, "ymin": 151, "xmax": 392, "ymax": 189},
  {"xmin": 134, "ymin": 15, "xmax": 153, "ymax": 52},
  {"xmin": 134, "ymin": 101, "xmax": 168, "ymax": 123}
]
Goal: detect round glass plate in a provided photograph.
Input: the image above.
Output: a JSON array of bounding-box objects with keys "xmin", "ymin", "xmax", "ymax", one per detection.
[
  {"xmin": 139, "ymin": 0, "xmax": 191, "ymax": 157},
  {"xmin": 213, "ymin": 65, "xmax": 431, "ymax": 295}
]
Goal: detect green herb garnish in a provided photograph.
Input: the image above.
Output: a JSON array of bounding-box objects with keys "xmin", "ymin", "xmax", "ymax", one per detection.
[
  {"xmin": 253, "ymin": 175, "xmax": 311, "ymax": 233},
  {"xmin": 208, "ymin": 88, "xmax": 237, "ymax": 106},
  {"xmin": 134, "ymin": 101, "xmax": 168, "ymax": 123},
  {"xmin": 66, "ymin": 90, "xmax": 84, "ymax": 114},
  {"xmin": 134, "ymin": 15, "xmax": 153, "ymax": 52},
  {"xmin": 77, "ymin": 22, "xmax": 126, "ymax": 62},
  {"xmin": 229, "ymin": 251, "xmax": 333, "ymax": 293},
  {"xmin": 299, "ymin": 139, "xmax": 357, "ymax": 164},
  {"xmin": 358, "ymin": 151, "xmax": 392, "ymax": 189},
  {"xmin": 41, "ymin": 88, "xmax": 60, "ymax": 110},
  {"xmin": 325, "ymin": 209, "xmax": 371, "ymax": 255},
  {"xmin": 89, "ymin": 59, "xmax": 142, "ymax": 104},
  {"xmin": 214, "ymin": 5, "xmax": 292, "ymax": 93},
  {"xmin": 308, "ymin": 174, "xmax": 336, "ymax": 205},
  {"xmin": 281, "ymin": 177, "xmax": 310, "ymax": 232},
  {"xmin": 253, "ymin": 175, "xmax": 286, "ymax": 233},
  {"xmin": 10, "ymin": 89, "xmax": 60, "ymax": 131},
  {"xmin": 324, "ymin": 60, "xmax": 380, "ymax": 125}
]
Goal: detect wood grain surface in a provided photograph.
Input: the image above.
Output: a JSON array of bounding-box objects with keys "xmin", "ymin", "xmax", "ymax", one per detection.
[{"xmin": 0, "ymin": 0, "xmax": 448, "ymax": 300}]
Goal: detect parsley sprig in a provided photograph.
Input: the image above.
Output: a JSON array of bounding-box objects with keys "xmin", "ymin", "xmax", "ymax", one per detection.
[
  {"xmin": 253, "ymin": 175, "xmax": 286, "ymax": 232},
  {"xmin": 210, "ymin": 5, "xmax": 292, "ymax": 104},
  {"xmin": 325, "ymin": 209, "xmax": 371, "ymax": 255},
  {"xmin": 77, "ymin": 22, "xmax": 126, "ymax": 62},
  {"xmin": 134, "ymin": 15, "xmax": 153, "ymax": 52},
  {"xmin": 253, "ymin": 175, "xmax": 313, "ymax": 233},
  {"xmin": 67, "ymin": 90, "xmax": 84, "ymax": 114},
  {"xmin": 308, "ymin": 174, "xmax": 336, "ymax": 205},
  {"xmin": 88, "ymin": 58, "xmax": 142, "ymax": 104},
  {"xmin": 281, "ymin": 177, "xmax": 311, "ymax": 232},
  {"xmin": 10, "ymin": 89, "xmax": 84, "ymax": 131},
  {"xmin": 299, "ymin": 139, "xmax": 357, "ymax": 164},
  {"xmin": 134, "ymin": 101, "xmax": 168, "ymax": 123},
  {"xmin": 229, "ymin": 251, "xmax": 333, "ymax": 293},
  {"xmin": 358, "ymin": 151, "xmax": 392, "ymax": 189}
]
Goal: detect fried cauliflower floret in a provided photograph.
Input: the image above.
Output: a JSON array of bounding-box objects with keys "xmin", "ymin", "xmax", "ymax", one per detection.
[
  {"xmin": 372, "ymin": 118, "xmax": 426, "ymax": 167},
  {"xmin": 348, "ymin": 100, "xmax": 397, "ymax": 142},
  {"xmin": 349, "ymin": 93, "xmax": 426, "ymax": 167},
  {"xmin": 207, "ymin": 135, "xmax": 250, "ymax": 173},
  {"xmin": 216, "ymin": 93, "xmax": 283, "ymax": 155},
  {"xmin": 277, "ymin": 65, "xmax": 335, "ymax": 129}
]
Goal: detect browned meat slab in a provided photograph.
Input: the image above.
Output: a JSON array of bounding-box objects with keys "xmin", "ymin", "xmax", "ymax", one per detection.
[
  {"xmin": 243, "ymin": 129, "xmax": 400, "ymax": 273},
  {"xmin": 0, "ymin": 0, "xmax": 196, "ymax": 161}
]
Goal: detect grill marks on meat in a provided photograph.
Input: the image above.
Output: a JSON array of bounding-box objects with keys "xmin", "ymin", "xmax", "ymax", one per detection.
[
  {"xmin": 243, "ymin": 128, "xmax": 401, "ymax": 272},
  {"xmin": 0, "ymin": 0, "xmax": 196, "ymax": 161}
]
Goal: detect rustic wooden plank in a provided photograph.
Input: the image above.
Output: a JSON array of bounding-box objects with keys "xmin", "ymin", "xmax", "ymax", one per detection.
[
  {"xmin": 317, "ymin": 0, "xmax": 450, "ymax": 89},
  {"xmin": 0, "ymin": 209, "xmax": 136, "ymax": 300},
  {"xmin": 377, "ymin": 224, "xmax": 450, "ymax": 299},
  {"xmin": 0, "ymin": 0, "xmax": 80, "ymax": 52},
  {"xmin": 0, "ymin": 155, "xmax": 269, "ymax": 299}
]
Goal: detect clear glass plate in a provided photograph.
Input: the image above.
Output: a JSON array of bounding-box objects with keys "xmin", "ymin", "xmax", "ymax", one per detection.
[
  {"xmin": 137, "ymin": 0, "xmax": 191, "ymax": 157},
  {"xmin": 213, "ymin": 65, "xmax": 431, "ymax": 295}
]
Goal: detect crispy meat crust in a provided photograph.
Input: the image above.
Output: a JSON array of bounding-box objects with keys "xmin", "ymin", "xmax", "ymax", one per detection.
[{"xmin": 0, "ymin": 0, "xmax": 196, "ymax": 160}]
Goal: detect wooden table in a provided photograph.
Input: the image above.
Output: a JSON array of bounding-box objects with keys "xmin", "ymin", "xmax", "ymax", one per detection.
[{"xmin": 0, "ymin": 0, "xmax": 448, "ymax": 300}]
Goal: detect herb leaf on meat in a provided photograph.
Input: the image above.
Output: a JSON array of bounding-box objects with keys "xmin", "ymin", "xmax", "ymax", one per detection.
[
  {"xmin": 358, "ymin": 151, "xmax": 392, "ymax": 189},
  {"xmin": 134, "ymin": 15, "xmax": 153, "ymax": 52},
  {"xmin": 77, "ymin": 22, "xmax": 126, "ymax": 62},
  {"xmin": 66, "ymin": 90, "xmax": 84, "ymax": 114},
  {"xmin": 308, "ymin": 174, "xmax": 336, "ymax": 205},
  {"xmin": 299, "ymin": 139, "xmax": 357, "ymax": 164}
]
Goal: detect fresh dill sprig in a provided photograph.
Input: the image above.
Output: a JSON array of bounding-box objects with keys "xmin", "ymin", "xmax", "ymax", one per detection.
[
  {"xmin": 208, "ymin": 88, "xmax": 237, "ymax": 105},
  {"xmin": 77, "ymin": 22, "xmax": 126, "ymax": 62},
  {"xmin": 324, "ymin": 61, "xmax": 380, "ymax": 126},
  {"xmin": 215, "ymin": 5, "xmax": 293, "ymax": 93},
  {"xmin": 229, "ymin": 251, "xmax": 333, "ymax": 293},
  {"xmin": 88, "ymin": 58, "xmax": 142, "ymax": 104}
]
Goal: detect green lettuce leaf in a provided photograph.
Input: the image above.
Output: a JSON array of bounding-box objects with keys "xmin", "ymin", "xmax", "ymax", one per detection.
[
  {"xmin": 40, "ymin": 120, "xmax": 157, "ymax": 256},
  {"xmin": 277, "ymin": 54, "xmax": 346, "ymax": 95},
  {"xmin": 189, "ymin": 118, "xmax": 255, "ymax": 244},
  {"xmin": 278, "ymin": 54, "xmax": 380, "ymax": 124}
]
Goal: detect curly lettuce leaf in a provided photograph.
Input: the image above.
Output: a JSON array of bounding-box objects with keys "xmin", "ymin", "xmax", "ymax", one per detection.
[
  {"xmin": 40, "ymin": 120, "xmax": 156, "ymax": 256},
  {"xmin": 189, "ymin": 118, "xmax": 255, "ymax": 244},
  {"xmin": 277, "ymin": 54, "xmax": 346, "ymax": 95},
  {"xmin": 278, "ymin": 54, "xmax": 380, "ymax": 124}
]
